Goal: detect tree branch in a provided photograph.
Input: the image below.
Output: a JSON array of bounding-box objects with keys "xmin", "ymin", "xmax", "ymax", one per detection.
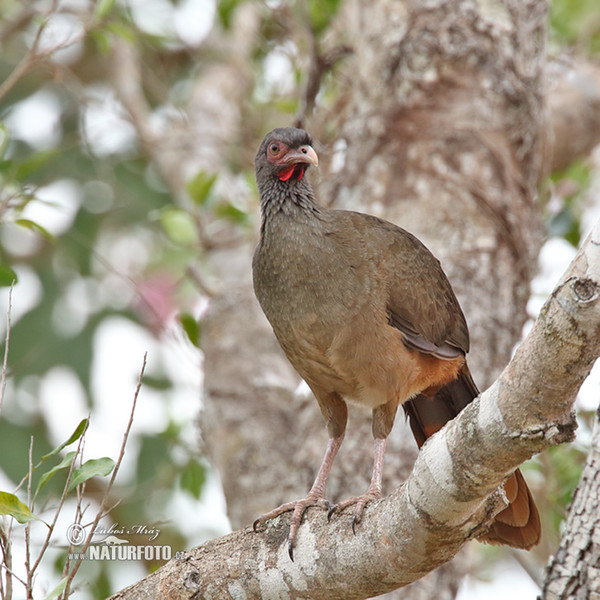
[
  {"xmin": 541, "ymin": 408, "xmax": 600, "ymax": 599},
  {"xmin": 109, "ymin": 221, "xmax": 600, "ymax": 600}
]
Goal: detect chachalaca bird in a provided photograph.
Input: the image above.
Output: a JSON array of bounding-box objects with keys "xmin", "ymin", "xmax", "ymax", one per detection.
[{"xmin": 252, "ymin": 127, "xmax": 541, "ymax": 559}]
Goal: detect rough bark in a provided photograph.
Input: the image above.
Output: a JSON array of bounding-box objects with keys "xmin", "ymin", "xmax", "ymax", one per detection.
[
  {"xmin": 541, "ymin": 412, "xmax": 600, "ymax": 599},
  {"xmin": 108, "ymin": 222, "xmax": 600, "ymax": 599}
]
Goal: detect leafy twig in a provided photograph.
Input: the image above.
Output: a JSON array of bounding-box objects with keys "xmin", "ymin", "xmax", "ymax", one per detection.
[
  {"xmin": 32, "ymin": 421, "xmax": 88, "ymax": 575},
  {"xmin": 0, "ymin": 0, "xmax": 87, "ymax": 103},
  {"xmin": 0, "ymin": 0, "xmax": 56, "ymax": 103},
  {"xmin": 61, "ymin": 352, "xmax": 148, "ymax": 599}
]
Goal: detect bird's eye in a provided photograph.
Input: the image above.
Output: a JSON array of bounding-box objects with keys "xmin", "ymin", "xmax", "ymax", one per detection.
[{"xmin": 269, "ymin": 143, "xmax": 280, "ymax": 155}]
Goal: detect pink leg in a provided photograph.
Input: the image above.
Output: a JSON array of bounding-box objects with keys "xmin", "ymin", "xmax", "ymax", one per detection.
[
  {"xmin": 253, "ymin": 434, "xmax": 344, "ymax": 559},
  {"xmin": 330, "ymin": 437, "xmax": 387, "ymax": 531}
]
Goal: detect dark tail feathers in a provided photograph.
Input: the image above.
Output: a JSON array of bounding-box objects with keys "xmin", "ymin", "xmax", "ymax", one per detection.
[{"xmin": 403, "ymin": 365, "xmax": 541, "ymax": 549}]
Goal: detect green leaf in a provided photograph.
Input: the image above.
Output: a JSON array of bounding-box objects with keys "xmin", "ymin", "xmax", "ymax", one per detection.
[
  {"xmin": 136, "ymin": 434, "xmax": 168, "ymax": 484},
  {"xmin": 307, "ymin": 0, "xmax": 342, "ymax": 35},
  {"xmin": 106, "ymin": 21, "xmax": 136, "ymax": 43},
  {"xmin": 94, "ymin": 0, "xmax": 116, "ymax": 19},
  {"xmin": 67, "ymin": 457, "xmax": 115, "ymax": 492},
  {"xmin": 548, "ymin": 209, "xmax": 580, "ymax": 247},
  {"xmin": 187, "ymin": 171, "xmax": 217, "ymax": 206},
  {"xmin": 0, "ymin": 264, "xmax": 17, "ymax": 287},
  {"xmin": 551, "ymin": 161, "xmax": 592, "ymax": 189},
  {"xmin": 217, "ymin": 0, "xmax": 240, "ymax": 29},
  {"xmin": 215, "ymin": 202, "xmax": 249, "ymax": 224},
  {"xmin": 40, "ymin": 419, "xmax": 89, "ymax": 463},
  {"xmin": 550, "ymin": 0, "xmax": 600, "ymax": 53},
  {"xmin": 0, "ymin": 158, "xmax": 13, "ymax": 176},
  {"xmin": 15, "ymin": 219, "xmax": 56, "ymax": 242},
  {"xmin": 179, "ymin": 312, "xmax": 201, "ymax": 348},
  {"xmin": 90, "ymin": 28, "xmax": 113, "ymax": 55},
  {"xmin": 0, "ymin": 491, "xmax": 39, "ymax": 523},
  {"xmin": 44, "ymin": 576, "xmax": 68, "ymax": 600},
  {"xmin": 159, "ymin": 207, "xmax": 198, "ymax": 246},
  {"xmin": 14, "ymin": 149, "xmax": 60, "ymax": 181},
  {"xmin": 180, "ymin": 460, "xmax": 206, "ymax": 499},
  {"xmin": 274, "ymin": 97, "xmax": 300, "ymax": 115},
  {"xmin": 34, "ymin": 451, "xmax": 77, "ymax": 500},
  {"xmin": 140, "ymin": 375, "xmax": 172, "ymax": 390},
  {"xmin": 0, "ymin": 122, "xmax": 9, "ymax": 159}
]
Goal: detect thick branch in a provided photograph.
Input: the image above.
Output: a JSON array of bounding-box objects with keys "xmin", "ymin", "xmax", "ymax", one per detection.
[
  {"xmin": 110, "ymin": 221, "xmax": 600, "ymax": 600},
  {"xmin": 541, "ymin": 411, "xmax": 600, "ymax": 599}
]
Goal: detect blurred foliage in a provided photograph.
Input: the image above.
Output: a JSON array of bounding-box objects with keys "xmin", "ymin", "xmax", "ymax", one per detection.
[
  {"xmin": 547, "ymin": 0, "xmax": 600, "ymax": 248},
  {"xmin": 307, "ymin": 0, "xmax": 342, "ymax": 35},
  {"xmin": 551, "ymin": 0, "xmax": 600, "ymax": 54},
  {"xmin": 0, "ymin": 0, "xmax": 598, "ymax": 596},
  {"xmin": 0, "ymin": 416, "xmax": 161, "ymax": 599},
  {"xmin": 548, "ymin": 160, "xmax": 593, "ymax": 247}
]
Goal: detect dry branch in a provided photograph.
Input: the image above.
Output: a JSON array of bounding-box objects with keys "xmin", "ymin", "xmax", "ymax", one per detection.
[
  {"xmin": 109, "ymin": 221, "xmax": 600, "ymax": 600},
  {"xmin": 542, "ymin": 411, "xmax": 600, "ymax": 599}
]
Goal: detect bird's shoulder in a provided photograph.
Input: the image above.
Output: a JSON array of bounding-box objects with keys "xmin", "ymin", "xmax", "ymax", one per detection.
[{"xmin": 330, "ymin": 209, "xmax": 470, "ymax": 354}]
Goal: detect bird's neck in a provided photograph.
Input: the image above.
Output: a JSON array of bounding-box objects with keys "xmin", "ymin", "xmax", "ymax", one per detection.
[{"xmin": 258, "ymin": 176, "xmax": 322, "ymax": 226}]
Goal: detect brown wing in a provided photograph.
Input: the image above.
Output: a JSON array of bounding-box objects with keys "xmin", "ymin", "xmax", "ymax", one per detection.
[
  {"xmin": 386, "ymin": 230, "xmax": 469, "ymax": 355},
  {"xmin": 343, "ymin": 211, "xmax": 469, "ymax": 356}
]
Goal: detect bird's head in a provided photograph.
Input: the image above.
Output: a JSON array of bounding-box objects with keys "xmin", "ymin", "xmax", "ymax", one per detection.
[{"xmin": 255, "ymin": 127, "xmax": 319, "ymax": 186}]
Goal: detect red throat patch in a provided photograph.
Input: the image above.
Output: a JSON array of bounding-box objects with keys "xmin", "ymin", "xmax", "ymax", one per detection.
[{"xmin": 277, "ymin": 165, "xmax": 306, "ymax": 181}]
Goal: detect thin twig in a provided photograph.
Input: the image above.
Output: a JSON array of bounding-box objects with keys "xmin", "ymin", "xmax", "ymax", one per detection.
[
  {"xmin": 81, "ymin": 498, "xmax": 122, "ymax": 530},
  {"xmin": 32, "ymin": 421, "xmax": 88, "ymax": 576},
  {"xmin": 185, "ymin": 264, "xmax": 221, "ymax": 298},
  {"xmin": 0, "ymin": 520, "xmax": 27, "ymax": 595},
  {"xmin": 0, "ymin": 0, "xmax": 86, "ymax": 103},
  {"xmin": 0, "ymin": 516, "xmax": 14, "ymax": 600},
  {"xmin": 61, "ymin": 353, "xmax": 147, "ymax": 599},
  {"xmin": 0, "ymin": 282, "xmax": 14, "ymax": 420},
  {"xmin": 0, "ymin": 0, "xmax": 52, "ymax": 103},
  {"xmin": 24, "ymin": 437, "xmax": 34, "ymax": 600},
  {"xmin": 293, "ymin": 2, "xmax": 351, "ymax": 127}
]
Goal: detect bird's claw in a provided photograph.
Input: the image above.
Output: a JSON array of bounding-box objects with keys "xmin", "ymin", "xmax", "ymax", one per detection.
[
  {"xmin": 327, "ymin": 503, "xmax": 338, "ymax": 521},
  {"xmin": 329, "ymin": 489, "xmax": 381, "ymax": 533},
  {"xmin": 253, "ymin": 495, "xmax": 332, "ymax": 561},
  {"xmin": 326, "ymin": 501, "xmax": 364, "ymax": 532},
  {"xmin": 351, "ymin": 513, "xmax": 361, "ymax": 534}
]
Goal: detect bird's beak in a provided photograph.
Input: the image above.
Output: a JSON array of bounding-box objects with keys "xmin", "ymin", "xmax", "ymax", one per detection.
[{"xmin": 283, "ymin": 145, "xmax": 319, "ymax": 167}]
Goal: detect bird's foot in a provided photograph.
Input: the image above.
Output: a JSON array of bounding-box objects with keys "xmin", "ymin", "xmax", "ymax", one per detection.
[
  {"xmin": 253, "ymin": 495, "xmax": 332, "ymax": 560},
  {"xmin": 328, "ymin": 489, "xmax": 382, "ymax": 533}
]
